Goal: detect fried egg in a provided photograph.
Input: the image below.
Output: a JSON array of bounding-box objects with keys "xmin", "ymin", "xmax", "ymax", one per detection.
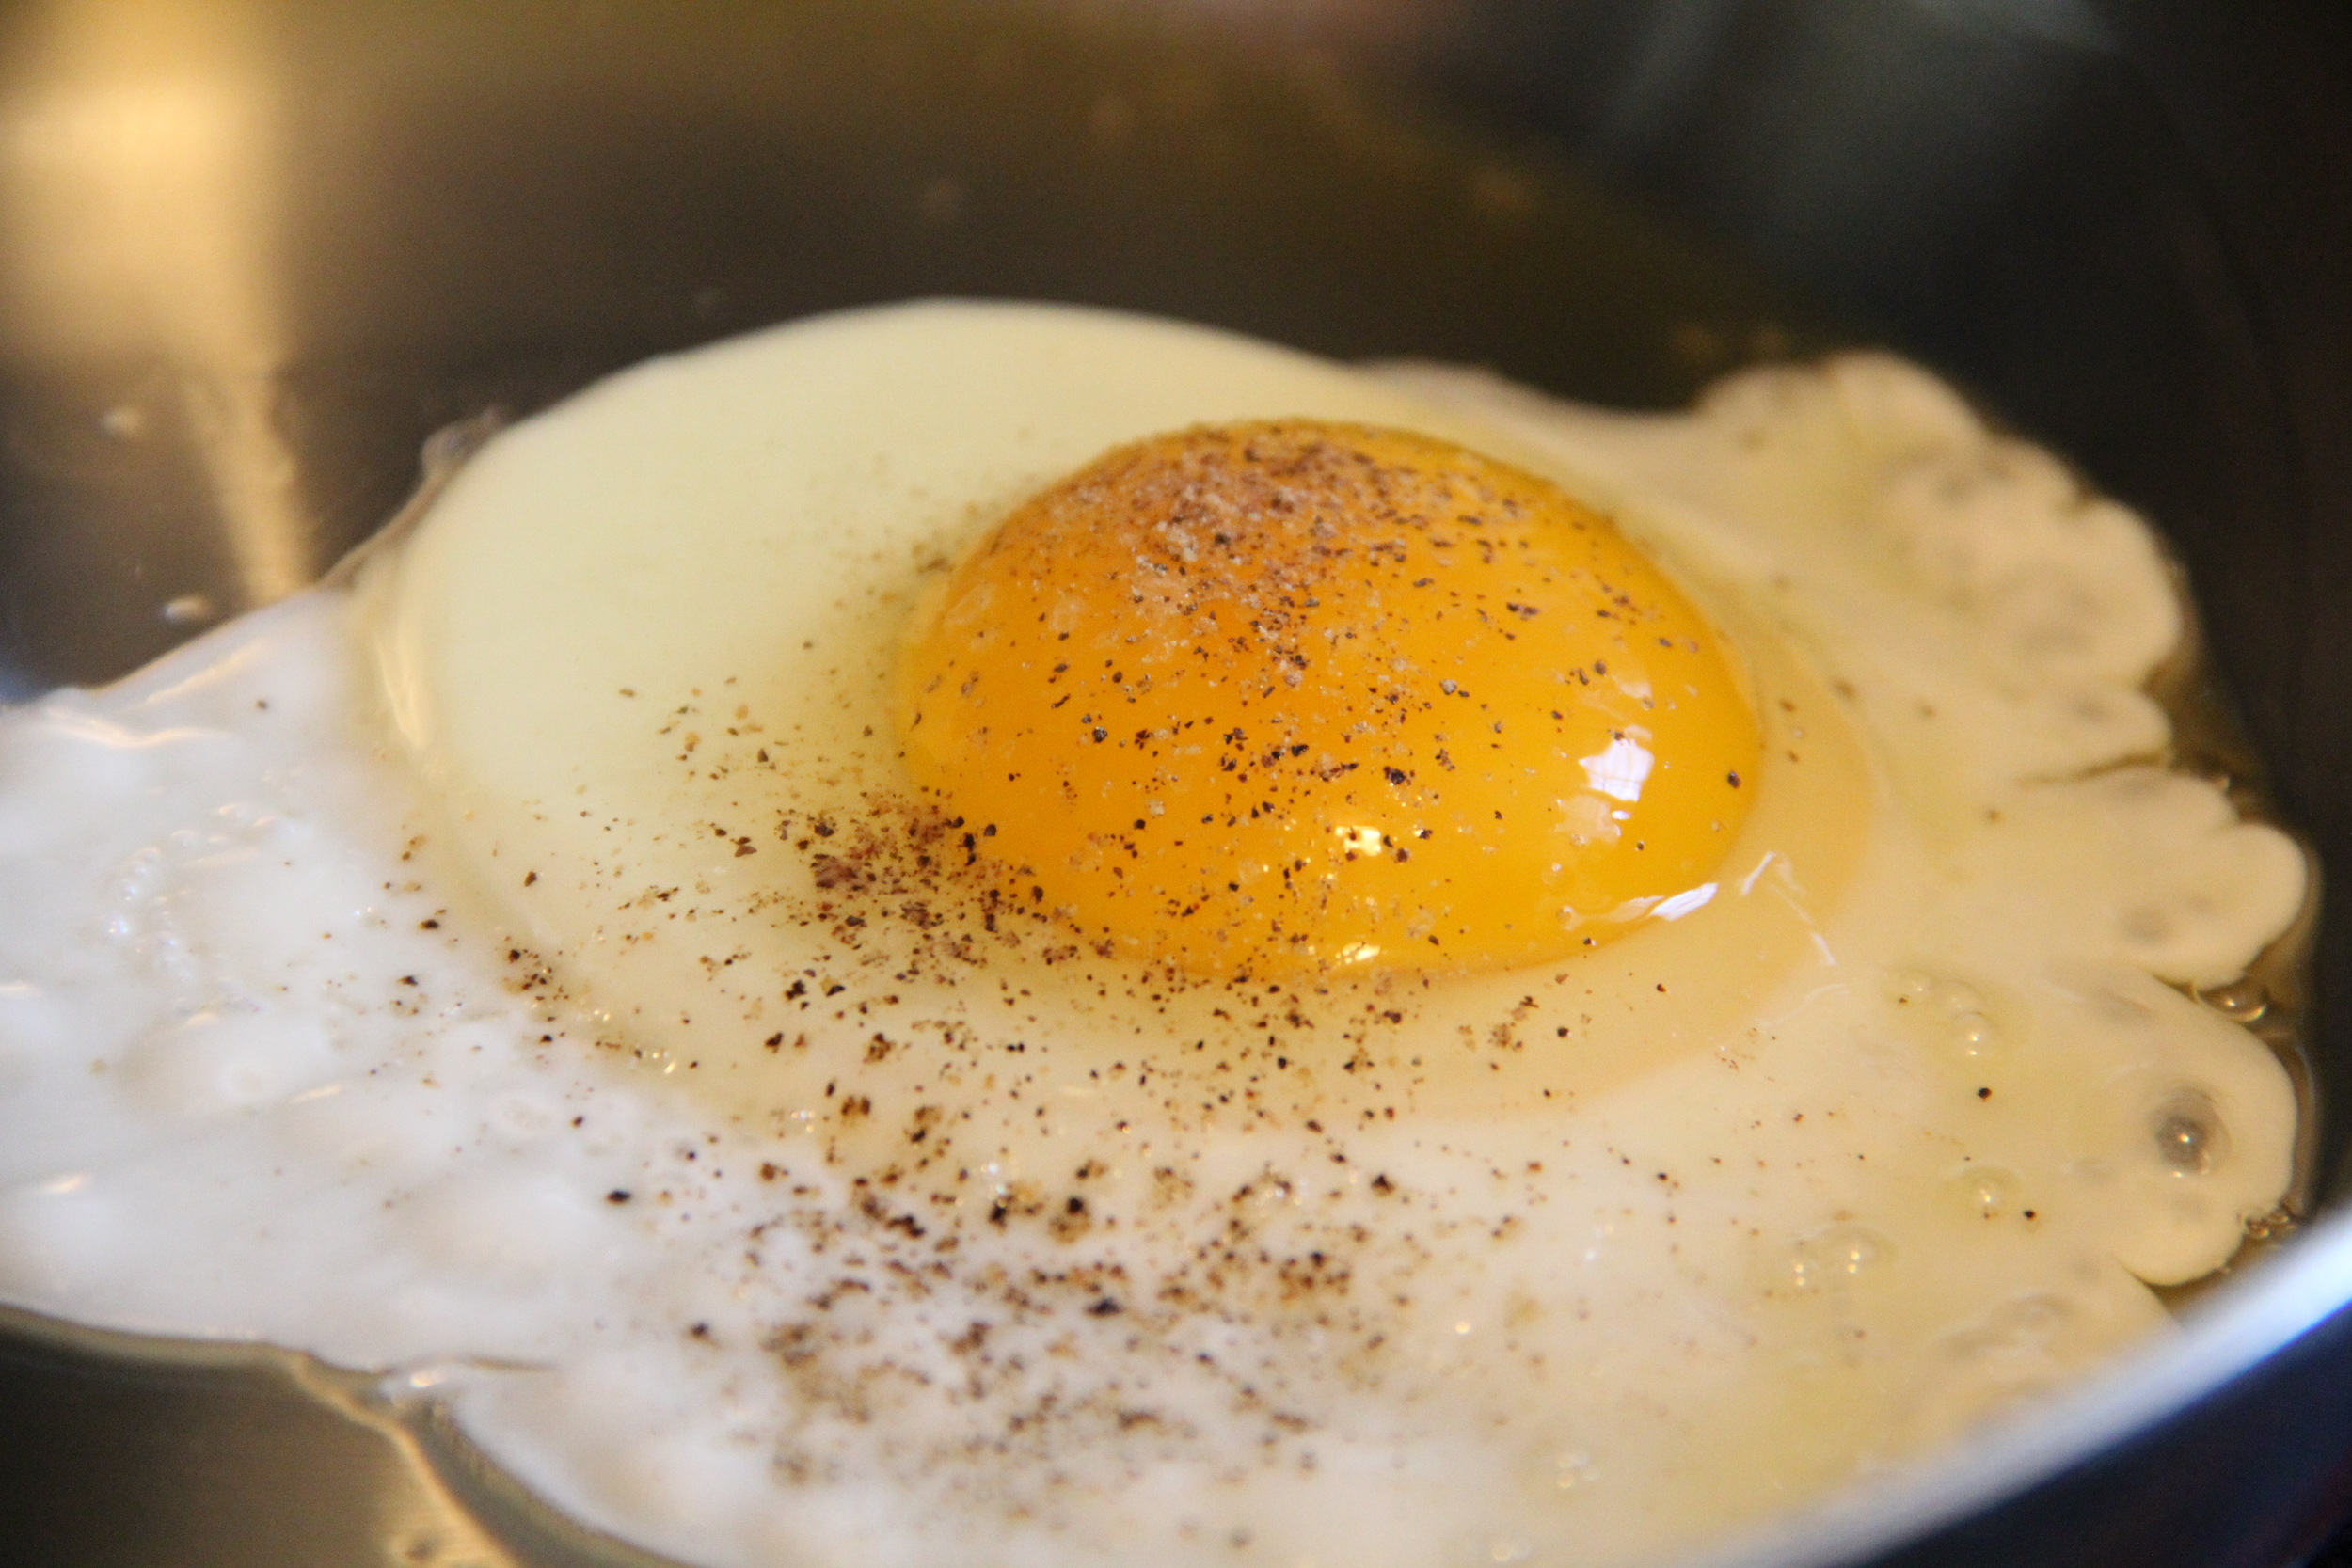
[{"xmin": 0, "ymin": 301, "xmax": 2311, "ymax": 1568}]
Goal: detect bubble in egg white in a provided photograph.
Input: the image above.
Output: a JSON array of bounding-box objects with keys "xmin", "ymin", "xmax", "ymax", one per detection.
[
  {"xmin": 117, "ymin": 1006, "xmax": 335, "ymax": 1119},
  {"xmin": 1947, "ymin": 1162, "xmax": 2026, "ymax": 1220},
  {"xmin": 1790, "ymin": 1223, "xmax": 1898, "ymax": 1291},
  {"xmin": 2151, "ymin": 1091, "xmax": 2228, "ymax": 1178}
]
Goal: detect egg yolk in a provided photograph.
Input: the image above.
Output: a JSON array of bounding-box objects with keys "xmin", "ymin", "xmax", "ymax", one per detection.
[{"xmin": 894, "ymin": 420, "xmax": 1759, "ymax": 977}]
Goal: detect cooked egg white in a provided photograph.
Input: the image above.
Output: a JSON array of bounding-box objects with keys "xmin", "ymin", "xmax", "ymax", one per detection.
[{"xmin": 0, "ymin": 301, "xmax": 2311, "ymax": 1568}]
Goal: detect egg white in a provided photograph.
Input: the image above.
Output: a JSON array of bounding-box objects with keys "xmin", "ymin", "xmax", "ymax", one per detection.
[{"xmin": 0, "ymin": 302, "xmax": 2310, "ymax": 1568}]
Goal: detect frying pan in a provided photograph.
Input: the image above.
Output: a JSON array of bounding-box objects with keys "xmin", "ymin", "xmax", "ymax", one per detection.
[{"xmin": 2, "ymin": 2, "xmax": 2350, "ymax": 1565}]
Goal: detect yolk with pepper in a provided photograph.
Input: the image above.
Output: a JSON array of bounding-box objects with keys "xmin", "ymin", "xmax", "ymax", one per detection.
[{"xmin": 894, "ymin": 420, "xmax": 1759, "ymax": 977}]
